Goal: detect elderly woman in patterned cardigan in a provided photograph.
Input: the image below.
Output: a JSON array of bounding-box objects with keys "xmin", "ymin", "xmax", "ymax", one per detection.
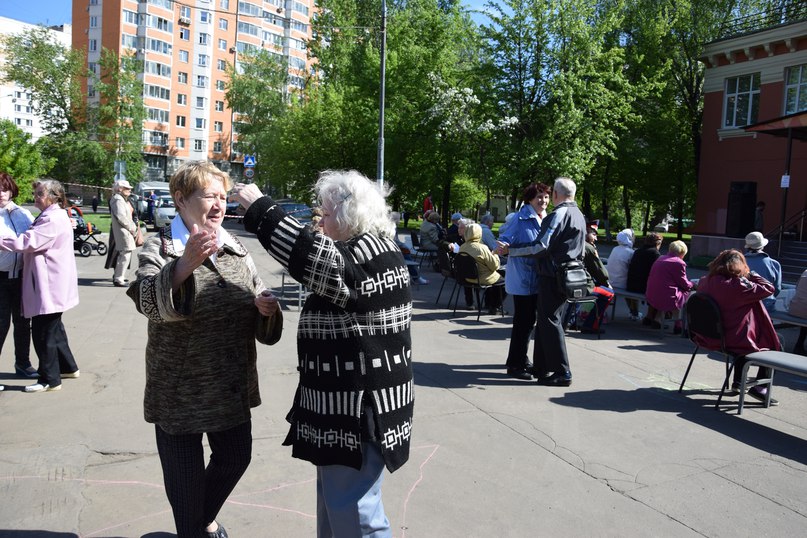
[
  {"xmin": 128, "ymin": 161, "xmax": 283, "ymax": 538},
  {"xmin": 232, "ymin": 170, "xmax": 413, "ymax": 538}
]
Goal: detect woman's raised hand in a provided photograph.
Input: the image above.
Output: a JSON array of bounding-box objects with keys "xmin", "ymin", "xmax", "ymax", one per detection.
[{"xmin": 230, "ymin": 183, "xmax": 263, "ymax": 211}]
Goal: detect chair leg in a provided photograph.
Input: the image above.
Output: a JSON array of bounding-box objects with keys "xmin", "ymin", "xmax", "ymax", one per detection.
[
  {"xmin": 447, "ymin": 281, "xmax": 458, "ymax": 308},
  {"xmin": 678, "ymin": 347, "xmax": 699, "ymax": 393},
  {"xmin": 715, "ymin": 356, "xmax": 735, "ymax": 409},
  {"xmin": 436, "ymin": 276, "xmax": 447, "ymax": 304},
  {"xmin": 475, "ymin": 288, "xmax": 482, "ymax": 322}
]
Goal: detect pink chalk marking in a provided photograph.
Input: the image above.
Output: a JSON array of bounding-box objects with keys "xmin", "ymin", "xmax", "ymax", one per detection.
[{"xmin": 399, "ymin": 444, "xmax": 440, "ymax": 538}]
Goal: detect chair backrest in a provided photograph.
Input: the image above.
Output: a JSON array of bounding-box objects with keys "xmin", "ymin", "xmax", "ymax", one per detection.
[
  {"xmin": 410, "ymin": 230, "xmax": 421, "ymax": 248},
  {"xmin": 685, "ymin": 292, "xmax": 725, "ymax": 350},
  {"xmin": 437, "ymin": 248, "xmax": 454, "ymax": 276},
  {"xmin": 454, "ymin": 252, "xmax": 481, "ymax": 286}
]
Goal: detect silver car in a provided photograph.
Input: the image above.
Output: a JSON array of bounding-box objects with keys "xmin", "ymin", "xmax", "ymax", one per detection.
[{"xmin": 153, "ymin": 195, "xmax": 176, "ymax": 230}]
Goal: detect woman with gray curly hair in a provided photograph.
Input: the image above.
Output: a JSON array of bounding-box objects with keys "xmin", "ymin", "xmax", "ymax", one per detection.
[{"xmin": 232, "ymin": 170, "xmax": 414, "ymax": 537}]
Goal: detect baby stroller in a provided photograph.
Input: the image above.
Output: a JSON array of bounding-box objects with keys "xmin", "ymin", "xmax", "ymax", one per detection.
[{"xmin": 68, "ymin": 206, "xmax": 108, "ymax": 257}]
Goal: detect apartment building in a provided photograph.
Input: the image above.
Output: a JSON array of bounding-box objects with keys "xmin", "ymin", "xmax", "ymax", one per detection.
[
  {"xmin": 71, "ymin": 0, "xmax": 314, "ymax": 181},
  {"xmin": 0, "ymin": 16, "xmax": 72, "ymax": 142}
]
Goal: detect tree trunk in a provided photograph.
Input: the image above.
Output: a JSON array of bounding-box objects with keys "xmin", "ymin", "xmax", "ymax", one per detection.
[
  {"xmin": 643, "ymin": 201, "xmax": 650, "ymax": 235},
  {"xmin": 622, "ymin": 185, "xmax": 631, "ymax": 229},
  {"xmin": 601, "ymin": 159, "xmax": 611, "ymax": 241}
]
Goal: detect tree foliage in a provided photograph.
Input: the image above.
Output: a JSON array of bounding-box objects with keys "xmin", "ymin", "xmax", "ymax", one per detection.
[{"xmin": 0, "ymin": 120, "xmax": 51, "ymax": 202}]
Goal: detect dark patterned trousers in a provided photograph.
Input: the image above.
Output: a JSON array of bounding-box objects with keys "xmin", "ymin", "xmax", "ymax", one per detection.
[
  {"xmin": 31, "ymin": 312, "xmax": 77, "ymax": 387},
  {"xmin": 0, "ymin": 277, "xmax": 31, "ymax": 367},
  {"xmin": 155, "ymin": 420, "xmax": 252, "ymax": 537}
]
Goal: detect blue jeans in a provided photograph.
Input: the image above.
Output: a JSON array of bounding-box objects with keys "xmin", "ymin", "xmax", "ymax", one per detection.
[{"xmin": 316, "ymin": 442, "xmax": 391, "ymax": 537}]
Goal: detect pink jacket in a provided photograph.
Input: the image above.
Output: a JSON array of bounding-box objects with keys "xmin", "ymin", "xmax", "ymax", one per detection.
[
  {"xmin": 645, "ymin": 253, "xmax": 694, "ymax": 312},
  {"xmin": 0, "ymin": 204, "xmax": 79, "ymax": 317}
]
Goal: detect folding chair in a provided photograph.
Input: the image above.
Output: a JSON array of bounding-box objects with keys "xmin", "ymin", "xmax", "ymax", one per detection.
[
  {"xmin": 564, "ymin": 295, "xmax": 604, "ymax": 340},
  {"xmin": 410, "ymin": 230, "xmax": 437, "ymax": 270},
  {"xmin": 435, "ymin": 248, "xmax": 457, "ymax": 305},
  {"xmin": 451, "ymin": 252, "xmax": 506, "ymax": 321},
  {"xmin": 678, "ymin": 292, "xmax": 741, "ymax": 408}
]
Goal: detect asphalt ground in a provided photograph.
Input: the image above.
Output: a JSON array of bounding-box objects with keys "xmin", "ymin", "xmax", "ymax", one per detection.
[{"xmin": 1, "ymin": 223, "xmax": 806, "ymax": 537}]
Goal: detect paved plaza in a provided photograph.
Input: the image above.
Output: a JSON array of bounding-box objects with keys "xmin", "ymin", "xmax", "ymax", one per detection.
[{"xmin": 1, "ymin": 223, "xmax": 806, "ymax": 537}]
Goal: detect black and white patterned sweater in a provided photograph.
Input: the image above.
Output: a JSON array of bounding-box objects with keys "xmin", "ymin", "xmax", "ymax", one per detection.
[{"xmin": 244, "ymin": 197, "xmax": 413, "ymax": 472}]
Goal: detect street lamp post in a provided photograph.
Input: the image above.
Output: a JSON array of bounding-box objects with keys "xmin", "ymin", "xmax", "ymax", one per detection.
[{"xmin": 376, "ymin": 0, "xmax": 387, "ymax": 189}]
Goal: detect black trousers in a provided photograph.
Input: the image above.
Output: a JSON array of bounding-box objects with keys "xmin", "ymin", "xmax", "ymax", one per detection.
[
  {"xmin": 535, "ymin": 276, "xmax": 571, "ymax": 376},
  {"xmin": 506, "ymin": 294, "xmax": 538, "ymax": 370},
  {"xmin": 31, "ymin": 312, "xmax": 78, "ymax": 387},
  {"xmin": 155, "ymin": 421, "xmax": 252, "ymax": 538},
  {"xmin": 0, "ymin": 277, "xmax": 31, "ymax": 367}
]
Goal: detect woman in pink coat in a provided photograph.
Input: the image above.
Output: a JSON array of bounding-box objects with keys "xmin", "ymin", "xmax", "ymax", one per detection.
[
  {"xmin": 644, "ymin": 240, "xmax": 694, "ymax": 333},
  {"xmin": 0, "ymin": 180, "xmax": 79, "ymax": 392},
  {"xmin": 695, "ymin": 249, "xmax": 780, "ymax": 402}
]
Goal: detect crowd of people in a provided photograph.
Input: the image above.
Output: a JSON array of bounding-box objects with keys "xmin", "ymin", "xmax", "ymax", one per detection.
[{"xmin": 2, "ymin": 163, "xmax": 804, "ymax": 536}]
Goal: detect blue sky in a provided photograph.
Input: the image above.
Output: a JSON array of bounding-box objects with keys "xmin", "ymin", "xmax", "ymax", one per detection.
[
  {"xmin": 0, "ymin": 0, "xmax": 489, "ymax": 26},
  {"xmin": 0, "ymin": 0, "xmax": 72, "ymax": 26}
]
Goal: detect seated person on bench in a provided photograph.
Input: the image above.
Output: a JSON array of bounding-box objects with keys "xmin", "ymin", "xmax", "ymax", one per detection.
[
  {"xmin": 787, "ymin": 268, "xmax": 807, "ymax": 355},
  {"xmin": 695, "ymin": 249, "xmax": 781, "ymax": 403}
]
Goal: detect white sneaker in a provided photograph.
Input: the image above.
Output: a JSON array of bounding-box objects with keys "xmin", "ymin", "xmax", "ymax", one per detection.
[
  {"xmin": 24, "ymin": 383, "xmax": 61, "ymax": 393},
  {"xmin": 417, "ymin": 277, "xmax": 429, "ymax": 285},
  {"xmin": 62, "ymin": 370, "xmax": 80, "ymax": 379},
  {"xmin": 0, "ymin": 385, "xmax": 4, "ymax": 391}
]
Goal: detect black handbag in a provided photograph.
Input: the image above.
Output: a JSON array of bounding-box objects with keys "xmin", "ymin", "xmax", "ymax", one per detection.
[{"xmin": 557, "ymin": 259, "xmax": 591, "ymax": 299}]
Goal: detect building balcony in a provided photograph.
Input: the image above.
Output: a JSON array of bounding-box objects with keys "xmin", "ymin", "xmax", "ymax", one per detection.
[{"xmin": 714, "ymin": 3, "xmax": 807, "ymax": 43}]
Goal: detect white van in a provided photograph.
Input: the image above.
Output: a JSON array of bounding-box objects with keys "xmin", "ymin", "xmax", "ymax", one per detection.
[{"xmin": 133, "ymin": 181, "xmax": 170, "ymax": 220}]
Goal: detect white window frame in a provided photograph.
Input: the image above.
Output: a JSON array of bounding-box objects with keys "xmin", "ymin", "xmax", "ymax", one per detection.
[
  {"xmin": 723, "ymin": 73, "xmax": 760, "ymax": 128},
  {"xmin": 785, "ymin": 64, "xmax": 807, "ymax": 115}
]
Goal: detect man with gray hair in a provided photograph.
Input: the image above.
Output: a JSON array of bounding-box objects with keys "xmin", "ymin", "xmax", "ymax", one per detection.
[
  {"xmin": 502, "ymin": 177, "xmax": 586, "ymax": 386},
  {"xmin": 479, "ymin": 213, "xmax": 498, "ymax": 252}
]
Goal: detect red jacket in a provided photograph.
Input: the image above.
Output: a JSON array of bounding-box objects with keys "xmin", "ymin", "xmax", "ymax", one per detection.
[
  {"xmin": 694, "ymin": 273, "xmax": 780, "ymax": 356},
  {"xmin": 645, "ymin": 253, "xmax": 694, "ymax": 311}
]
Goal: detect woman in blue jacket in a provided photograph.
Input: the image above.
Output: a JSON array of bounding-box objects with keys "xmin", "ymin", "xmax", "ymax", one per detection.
[{"xmin": 497, "ymin": 183, "xmax": 550, "ymax": 379}]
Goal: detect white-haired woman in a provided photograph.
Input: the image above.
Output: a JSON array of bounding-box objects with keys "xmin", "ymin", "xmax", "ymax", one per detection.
[
  {"xmin": 0, "ymin": 179, "xmax": 80, "ymax": 392},
  {"xmin": 232, "ymin": 170, "xmax": 414, "ymax": 537}
]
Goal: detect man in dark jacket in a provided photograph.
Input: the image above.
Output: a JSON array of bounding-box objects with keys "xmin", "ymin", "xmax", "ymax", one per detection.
[
  {"xmin": 580, "ymin": 227, "xmax": 613, "ymax": 334},
  {"xmin": 504, "ymin": 177, "xmax": 586, "ymax": 386}
]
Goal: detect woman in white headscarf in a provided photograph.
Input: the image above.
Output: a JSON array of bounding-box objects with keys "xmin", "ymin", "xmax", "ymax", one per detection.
[{"xmin": 608, "ymin": 229, "xmax": 640, "ymax": 320}]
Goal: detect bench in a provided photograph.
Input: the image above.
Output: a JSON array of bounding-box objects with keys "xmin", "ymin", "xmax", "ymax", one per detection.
[
  {"xmin": 738, "ymin": 350, "xmax": 807, "ymax": 414},
  {"xmin": 769, "ymin": 310, "xmax": 807, "ymax": 329},
  {"xmin": 609, "ymin": 287, "xmax": 682, "ymax": 330}
]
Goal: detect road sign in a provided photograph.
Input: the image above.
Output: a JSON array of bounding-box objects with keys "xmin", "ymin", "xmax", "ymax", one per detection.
[
  {"xmin": 244, "ymin": 168, "xmax": 255, "ymax": 179},
  {"xmin": 244, "ymin": 154, "xmax": 256, "ymax": 167}
]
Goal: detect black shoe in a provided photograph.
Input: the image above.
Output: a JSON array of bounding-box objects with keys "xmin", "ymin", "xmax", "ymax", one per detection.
[
  {"xmin": 747, "ymin": 386, "xmax": 779, "ymax": 406},
  {"xmin": 15, "ymin": 363, "xmax": 38, "ymax": 378},
  {"xmin": 506, "ymin": 368, "xmax": 533, "ymax": 380},
  {"xmin": 642, "ymin": 317, "xmax": 652, "ymax": 326},
  {"xmin": 538, "ymin": 371, "xmax": 572, "ymax": 387},
  {"xmin": 206, "ymin": 523, "xmax": 229, "ymax": 538}
]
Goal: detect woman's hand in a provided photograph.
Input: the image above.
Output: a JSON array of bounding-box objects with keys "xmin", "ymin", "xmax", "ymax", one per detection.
[
  {"xmin": 172, "ymin": 224, "xmax": 218, "ymax": 292},
  {"xmin": 255, "ymin": 290, "xmax": 280, "ymax": 317},
  {"xmin": 230, "ymin": 183, "xmax": 264, "ymax": 211},
  {"xmin": 496, "ymin": 240, "xmax": 509, "ymax": 256}
]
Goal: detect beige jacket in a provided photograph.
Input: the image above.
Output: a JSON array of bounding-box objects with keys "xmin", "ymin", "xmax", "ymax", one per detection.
[{"xmin": 110, "ymin": 193, "xmax": 137, "ymax": 252}]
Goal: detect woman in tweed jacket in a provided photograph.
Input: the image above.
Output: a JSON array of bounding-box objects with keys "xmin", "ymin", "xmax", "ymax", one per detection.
[
  {"xmin": 233, "ymin": 170, "xmax": 413, "ymax": 538},
  {"xmin": 128, "ymin": 161, "xmax": 283, "ymax": 538}
]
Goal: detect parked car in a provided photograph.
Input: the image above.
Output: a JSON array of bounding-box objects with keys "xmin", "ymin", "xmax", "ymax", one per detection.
[
  {"xmin": 67, "ymin": 193, "xmax": 83, "ymax": 206},
  {"xmin": 276, "ymin": 200, "xmax": 313, "ymax": 223},
  {"xmin": 226, "ymin": 200, "xmax": 241, "ymax": 215},
  {"xmin": 153, "ymin": 195, "xmax": 176, "ymax": 230}
]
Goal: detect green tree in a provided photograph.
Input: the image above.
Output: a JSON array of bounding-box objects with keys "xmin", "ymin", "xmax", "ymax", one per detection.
[{"xmin": 0, "ymin": 119, "xmax": 52, "ymax": 201}]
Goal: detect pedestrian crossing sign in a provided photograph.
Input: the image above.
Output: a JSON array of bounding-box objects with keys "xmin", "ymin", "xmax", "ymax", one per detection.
[{"xmin": 244, "ymin": 154, "xmax": 256, "ymax": 167}]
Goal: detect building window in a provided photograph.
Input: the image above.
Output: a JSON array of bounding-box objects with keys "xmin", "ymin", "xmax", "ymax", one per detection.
[
  {"xmin": 90, "ymin": 16, "xmax": 98, "ymax": 27},
  {"xmin": 180, "ymin": 6, "xmax": 191, "ymax": 18},
  {"xmin": 196, "ymin": 96, "xmax": 206, "ymax": 108},
  {"xmin": 213, "ymin": 141, "xmax": 222, "ymax": 152},
  {"xmin": 216, "ymin": 80, "xmax": 225, "ymax": 91},
  {"xmin": 200, "ymin": 11, "xmax": 211, "ymax": 23},
  {"xmin": 179, "ymin": 50, "xmax": 189, "ymax": 63},
  {"xmin": 88, "ymin": 86, "xmax": 95, "ymax": 97},
  {"xmin": 723, "ymin": 73, "xmax": 760, "ymax": 128},
  {"xmin": 25, "ymin": 119, "xmax": 33, "ymax": 127},
  {"xmin": 176, "ymin": 137, "xmax": 185, "ymax": 149},
  {"xmin": 196, "ymin": 75, "xmax": 209, "ymax": 87},
  {"xmin": 179, "ymin": 28, "xmax": 190, "ymax": 40},
  {"xmin": 195, "ymin": 118, "xmax": 206, "ymax": 129},
  {"xmin": 198, "ymin": 54, "xmax": 209, "ymax": 66},
  {"xmin": 199, "ymin": 33, "xmax": 210, "ymax": 45},
  {"xmin": 177, "ymin": 93, "xmax": 187, "ymax": 105},
  {"xmin": 785, "ymin": 64, "xmax": 807, "ymax": 114},
  {"xmin": 215, "ymin": 100, "xmax": 224, "ymax": 112},
  {"xmin": 176, "ymin": 115, "xmax": 186, "ymax": 127},
  {"xmin": 217, "ymin": 59, "xmax": 227, "ymax": 71},
  {"xmin": 89, "ymin": 39, "xmax": 97, "ymax": 52},
  {"xmin": 194, "ymin": 139, "xmax": 204, "ymax": 151},
  {"xmin": 214, "ymin": 121, "xmax": 223, "ymax": 132},
  {"xmin": 178, "ymin": 71, "xmax": 188, "ymax": 84},
  {"xmin": 220, "ymin": 0, "xmax": 229, "ymax": 9},
  {"xmin": 219, "ymin": 18, "xmax": 228, "ymax": 30},
  {"xmin": 148, "ymin": 108, "xmax": 170, "ymax": 123},
  {"xmin": 218, "ymin": 38, "xmax": 227, "ymax": 51}
]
